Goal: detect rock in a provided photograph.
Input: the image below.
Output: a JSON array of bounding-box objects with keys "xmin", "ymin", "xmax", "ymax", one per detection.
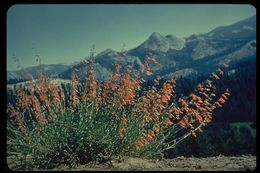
[
  {"xmin": 8, "ymin": 155, "xmax": 257, "ymax": 171},
  {"xmin": 112, "ymin": 157, "xmax": 158, "ymax": 171},
  {"xmin": 194, "ymin": 165, "xmax": 202, "ymax": 169},
  {"xmin": 177, "ymin": 156, "xmax": 185, "ymax": 160}
]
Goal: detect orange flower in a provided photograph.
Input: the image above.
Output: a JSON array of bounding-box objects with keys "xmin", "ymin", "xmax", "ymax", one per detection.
[
  {"xmin": 203, "ymin": 93, "xmax": 209, "ymax": 98},
  {"xmin": 188, "ymin": 123, "xmax": 194, "ymax": 129},
  {"xmin": 135, "ymin": 144, "xmax": 141, "ymax": 150},
  {"xmin": 210, "ymin": 93, "xmax": 216, "ymax": 97},
  {"xmin": 197, "ymin": 84, "xmax": 203, "ymax": 89},
  {"xmin": 115, "ymin": 63, "xmax": 122, "ymax": 70},
  {"xmin": 197, "ymin": 97, "xmax": 203, "ymax": 104},
  {"xmin": 165, "ymin": 118, "xmax": 173, "ymax": 126},
  {"xmin": 191, "ymin": 93, "xmax": 197, "ymax": 100},
  {"xmin": 145, "ymin": 70, "xmax": 153, "ymax": 76},
  {"xmin": 218, "ymin": 98, "xmax": 226, "ymax": 104},
  {"xmin": 204, "ymin": 100, "xmax": 210, "ymax": 105},
  {"xmin": 223, "ymin": 63, "xmax": 229, "ymax": 68},
  {"xmin": 132, "ymin": 72, "xmax": 139, "ymax": 79},
  {"xmin": 147, "ymin": 135, "xmax": 153, "ymax": 141},
  {"xmin": 179, "ymin": 121, "xmax": 186, "ymax": 128},
  {"xmin": 9, "ymin": 110, "xmax": 26, "ymax": 132},
  {"xmin": 39, "ymin": 94, "xmax": 48, "ymax": 102},
  {"xmin": 144, "ymin": 115, "xmax": 151, "ymax": 123},
  {"xmin": 118, "ymin": 128, "xmax": 125, "ymax": 138},
  {"xmin": 215, "ymin": 102, "xmax": 222, "ymax": 108},
  {"xmin": 162, "ymin": 95, "xmax": 171, "ymax": 103},
  {"xmin": 154, "ymin": 126, "xmax": 160, "ymax": 133},
  {"xmin": 135, "ymin": 140, "xmax": 144, "ymax": 150},
  {"xmin": 197, "ymin": 116, "xmax": 203, "ymax": 124},
  {"xmin": 191, "ymin": 130, "xmax": 197, "ymax": 138},
  {"xmin": 193, "ymin": 103, "xmax": 199, "ymax": 108},
  {"xmin": 126, "ymin": 65, "xmax": 132, "ymax": 73},
  {"xmin": 212, "ymin": 72, "xmax": 220, "ymax": 80},
  {"xmin": 141, "ymin": 64, "xmax": 145, "ymax": 72},
  {"xmin": 224, "ymin": 92, "xmax": 230, "ymax": 96},
  {"xmin": 109, "ymin": 82, "xmax": 117, "ymax": 91},
  {"xmin": 150, "ymin": 57, "xmax": 158, "ymax": 64},
  {"xmin": 206, "ymin": 80, "xmax": 212, "ymax": 87},
  {"xmin": 153, "ymin": 78, "xmax": 160, "ymax": 85},
  {"xmin": 179, "ymin": 98, "xmax": 188, "ymax": 108},
  {"xmin": 150, "ymin": 131, "xmax": 156, "ymax": 137},
  {"xmin": 217, "ymin": 68, "xmax": 224, "ymax": 75}
]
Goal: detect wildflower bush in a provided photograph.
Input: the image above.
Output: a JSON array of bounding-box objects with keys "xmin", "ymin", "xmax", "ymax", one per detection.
[{"xmin": 7, "ymin": 53, "xmax": 230, "ymax": 170}]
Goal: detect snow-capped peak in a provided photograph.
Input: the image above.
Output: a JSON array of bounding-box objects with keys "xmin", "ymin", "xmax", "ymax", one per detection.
[
  {"xmin": 165, "ymin": 34, "xmax": 185, "ymax": 50},
  {"xmin": 136, "ymin": 32, "xmax": 185, "ymax": 53},
  {"xmin": 96, "ymin": 48, "xmax": 117, "ymax": 57},
  {"xmin": 149, "ymin": 32, "xmax": 165, "ymax": 40},
  {"xmin": 141, "ymin": 32, "xmax": 169, "ymax": 52}
]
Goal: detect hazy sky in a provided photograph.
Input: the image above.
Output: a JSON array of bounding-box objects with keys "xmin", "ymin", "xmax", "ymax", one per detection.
[{"xmin": 7, "ymin": 4, "xmax": 256, "ymax": 71}]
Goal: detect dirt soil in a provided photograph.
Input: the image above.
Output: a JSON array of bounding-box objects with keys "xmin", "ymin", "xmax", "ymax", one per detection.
[{"xmin": 47, "ymin": 155, "xmax": 256, "ymax": 171}]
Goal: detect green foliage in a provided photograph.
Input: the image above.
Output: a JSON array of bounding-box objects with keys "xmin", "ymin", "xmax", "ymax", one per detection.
[
  {"xmin": 7, "ymin": 100, "xmax": 162, "ymax": 170},
  {"xmin": 8, "ymin": 109, "xmax": 125, "ymax": 169},
  {"xmin": 7, "ymin": 57, "xmax": 231, "ymax": 170},
  {"xmin": 165, "ymin": 122, "xmax": 256, "ymax": 158}
]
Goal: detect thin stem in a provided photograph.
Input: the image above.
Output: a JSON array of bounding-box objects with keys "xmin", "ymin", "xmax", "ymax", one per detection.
[{"xmin": 163, "ymin": 121, "xmax": 204, "ymax": 151}]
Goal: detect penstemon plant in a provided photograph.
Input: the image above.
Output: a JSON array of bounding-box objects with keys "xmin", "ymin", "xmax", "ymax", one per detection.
[{"xmin": 7, "ymin": 52, "xmax": 230, "ymax": 170}]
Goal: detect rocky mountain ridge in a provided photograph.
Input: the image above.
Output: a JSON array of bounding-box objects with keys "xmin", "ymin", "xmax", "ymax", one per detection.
[{"xmin": 7, "ymin": 15, "xmax": 256, "ymax": 84}]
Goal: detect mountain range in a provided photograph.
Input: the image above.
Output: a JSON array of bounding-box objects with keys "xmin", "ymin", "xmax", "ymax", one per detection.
[{"xmin": 7, "ymin": 15, "xmax": 256, "ymax": 84}]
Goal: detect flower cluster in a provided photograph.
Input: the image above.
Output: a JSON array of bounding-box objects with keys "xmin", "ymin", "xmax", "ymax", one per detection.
[{"xmin": 7, "ymin": 52, "xmax": 230, "ymax": 158}]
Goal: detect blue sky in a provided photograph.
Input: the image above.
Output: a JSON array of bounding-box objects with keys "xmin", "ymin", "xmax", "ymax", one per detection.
[{"xmin": 7, "ymin": 4, "xmax": 256, "ymax": 71}]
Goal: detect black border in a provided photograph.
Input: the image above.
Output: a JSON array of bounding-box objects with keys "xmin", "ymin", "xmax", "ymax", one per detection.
[{"xmin": 1, "ymin": 0, "xmax": 258, "ymax": 172}]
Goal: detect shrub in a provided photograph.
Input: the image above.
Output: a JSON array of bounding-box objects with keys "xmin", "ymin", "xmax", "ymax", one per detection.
[{"xmin": 7, "ymin": 53, "xmax": 230, "ymax": 170}]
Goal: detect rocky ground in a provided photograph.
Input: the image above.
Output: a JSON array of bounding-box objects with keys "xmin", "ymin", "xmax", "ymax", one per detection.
[{"xmin": 46, "ymin": 155, "xmax": 256, "ymax": 171}]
